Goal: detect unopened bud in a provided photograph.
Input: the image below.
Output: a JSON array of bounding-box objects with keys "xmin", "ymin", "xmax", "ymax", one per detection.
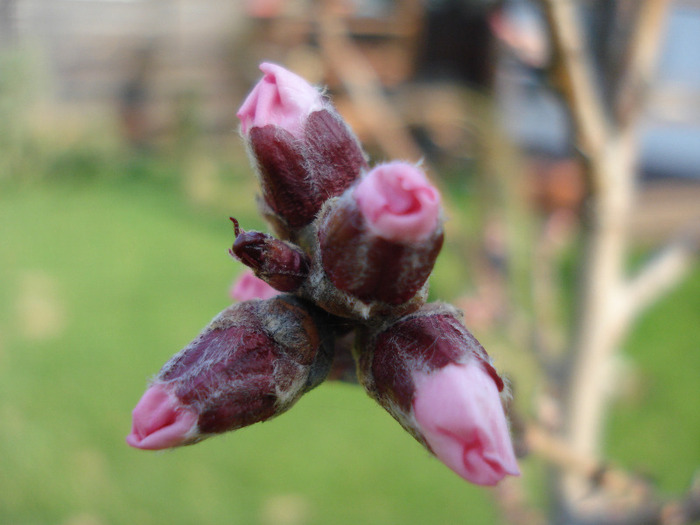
[
  {"xmin": 229, "ymin": 218, "xmax": 309, "ymax": 292},
  {"xmin": 356, "ymin": 303, "xmax": 518, "ymax": 485},
  {"xmin": 127, "ymin": 295, "xmax": 333, "ymax": 449},
  {"xmin": 238, "ymin": 63, "xmax": 367, "ymax": 238},
  {"xmin": 306, "ymin": 163, "xmax": 443, "ymax": 319}
]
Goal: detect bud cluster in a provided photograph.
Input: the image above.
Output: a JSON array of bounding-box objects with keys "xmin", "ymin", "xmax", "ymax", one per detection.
[{"xmin": 128, "ymin": 63, "xmax": 519, "ymax": 486}]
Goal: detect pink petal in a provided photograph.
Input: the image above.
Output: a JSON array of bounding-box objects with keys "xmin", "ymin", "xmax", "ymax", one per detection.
[
  {"xmin": 229, "ymin": 270, "xmax": 280, "ymax": 301},
  {"xmin": 354, "ymin": 162, "xmax": 441, "ymax": 243},
  {"xmin": 237, "ymin": 62, "xmax": 324, "ymax": 137},
  {"xmin": 413, "ymin": 362, "xmax": 520, "ymax": 486},
  {"xmin": 126, "ymin": 384, "xmax": 198, "ymax": 450}
]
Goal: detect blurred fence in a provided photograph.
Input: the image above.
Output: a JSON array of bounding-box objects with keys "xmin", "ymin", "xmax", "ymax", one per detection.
[{"xmin": 2, "ymin": 0, "xmax": 249, "ymax": 135}]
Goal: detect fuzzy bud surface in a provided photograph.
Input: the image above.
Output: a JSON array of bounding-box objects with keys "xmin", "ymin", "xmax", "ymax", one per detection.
[{"xmin": 238, "ymin": 63, "xmax": 367, "ymax": 235}]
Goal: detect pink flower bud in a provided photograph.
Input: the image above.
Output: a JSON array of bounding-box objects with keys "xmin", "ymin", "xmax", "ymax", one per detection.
[
  {"xmin": 127, "ymin": 296, "xmax": 333, "ymax": 448},
  {"xmin": 237, "ymin": 62, "xmax": 324, "ymax": 137},
  {"xmin": 356, "ymin": 303, "xmax": 518, "ymax": 485},
  {"xmin": 237, "ymin": 63, "xmax": 367, "ymax": 237},
  {"xmin": 354, "ymin": 162, "xmax": 441, "ymax": 243},
  {"xmin": 230, "ymin": 270, "xmax": 280, "ymax": 301},
  {"xmin": 413, "ymin": 362, "xmax": 520, "ymax": 486},
  {"xmin": 126, "ymin": 383, "xmax": 198, "ymax": 450},
  {"xmin": 309, "ymin": 169, "xmax": 443, "ymax": 317}
]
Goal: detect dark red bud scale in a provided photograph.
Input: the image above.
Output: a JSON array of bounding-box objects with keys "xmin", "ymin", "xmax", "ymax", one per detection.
[
  {"xmin": 299, "ymin": 192, "xmax": 443, "ymax": 320},
  {"xmin": 303, "ymin": 110, "xmax": 368, "ymax": 197},
  {"xmin": 246, "ymin": 110, "xmax": 367, "ymax": 241},
  {"xmin": 318, "ymin": 197, "xmax": 444, "ymax": 305},
  {"xmin": 229, "ymin": 218, "xmax": 310, "ymax": 293},
  {"xmin": 157, "ymin": 295, "xmax": 333, "ymax": 437},
  {"xmin": 250, "ymin": 126, "xmax": 320, "ymax": 230}
]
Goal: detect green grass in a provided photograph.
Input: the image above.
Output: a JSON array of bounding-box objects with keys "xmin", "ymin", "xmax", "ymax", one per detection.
[
  {"xmin": 0, "ymin": 177, "xmax": 502, "ymax": 525},
  {"xmin": 607, "ymin": 262, "xmax": 700, "ymax": 494}
]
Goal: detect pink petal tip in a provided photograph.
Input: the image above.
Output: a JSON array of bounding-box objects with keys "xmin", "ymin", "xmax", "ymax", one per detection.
[
  {"xmin": 237, "ymin": 62, "xmax": 324, "ymax": 136},
  {"xmin": 413, "ymin": 362, "xmax": 520, "ymax": 486},
  {"xmin": 354, "ymin": 162, "xmax": 441, "ymax": 243},
  {"xmin": 230, "ymin": 270, "xmax": 281, "ymax": 301},
  {"xmin": 126, "ymin": 383, "xmax": 198, "ymax": 450}
]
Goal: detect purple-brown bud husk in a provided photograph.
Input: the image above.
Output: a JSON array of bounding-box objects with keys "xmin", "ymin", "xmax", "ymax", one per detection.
[
  {"xmin": 239, "ymin": 64, "xmax": 368, "ymax": 240},
  {"xmin": 128, "ymin": 295, "xmax": 334, "ymax": 447},
  {"xmin": 300, "ymin": 165, "xmax": 444, "ymax": 320},
  {"xmin": 229, "ymin": 218, "xmax": 309, "ymax": 292}
]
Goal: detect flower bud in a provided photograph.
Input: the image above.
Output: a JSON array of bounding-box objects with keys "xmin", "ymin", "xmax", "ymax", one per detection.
[
  {"xmin": 229, "ymin": 218, "xmax": 309, "ymax": 292},
  {"xmin": 238, "ymin": 63, "xmax": 367, "ymax": 238},
  {"xmin": 356, "ymin": 303, "xmax": 519, "ymax": 485},
  {"xmin": 127, "ymin": 295, "xmax": 334, "ymax": 449},
  {"xmin": 306, "ymin": 163, "xmax": 443, "ymax": 319}
]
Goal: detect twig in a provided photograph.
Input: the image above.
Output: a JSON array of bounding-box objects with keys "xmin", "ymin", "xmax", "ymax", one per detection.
[
  {"xmin": 540, "ymin": 0, "xmax": 609, "ymax": 166},
  {"xmin": 538, "ymin": 2, "xmax": 687, "ymax": 522},
  {"xmin": 615, "ymin": 0, "xmax": 672, "ymax": 130},
  {"xmin": 617, "ymin": 230, "xmax": 697, "ymax": 332},
  {"xmin": 524, "ymin": 424, "xmax": 700, "ymax": 524},
  {"xmin": 525, "ymin": 424, "xmax": 642, "ymax": 495},
  {"xmin": 660, "ymin": 477, "xmax": 700, "ymax": 525}
]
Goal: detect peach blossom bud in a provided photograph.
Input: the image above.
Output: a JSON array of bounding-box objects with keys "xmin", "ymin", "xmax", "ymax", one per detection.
[
  {"xmin": 356, "ymin": 303, "xmax": 518, "ymax": 485},
  {"xmin": 127, "ymin": 296, "xmax": 333, "ymax": 449},
  {"xmin": 311, "ymin": 164, "xmax": 443, "ymax": 316},
  {"xmin": 230, "ymin": 270, "xmax": 280, "ymax": 302},
  {"xmin": 238, "ymin": 63, "xmax": 367, "ymax": 237}
]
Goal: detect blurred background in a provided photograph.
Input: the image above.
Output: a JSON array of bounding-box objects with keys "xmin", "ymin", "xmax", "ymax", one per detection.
[{"xmin": 0, "ymin": 0, "xmax": 698, "ymax": 524}]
